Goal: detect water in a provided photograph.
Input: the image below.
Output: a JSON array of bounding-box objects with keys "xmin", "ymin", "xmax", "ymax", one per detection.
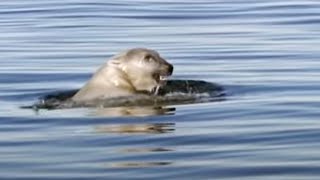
[{"xmin": 1, "ymin": 0, "xmax": 320, "ymax": 179}]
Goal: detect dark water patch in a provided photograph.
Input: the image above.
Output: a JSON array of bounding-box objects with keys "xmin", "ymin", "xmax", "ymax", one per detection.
[
  {"xmin": 274, "ymin": 19, "xmax": 320, "ymax": 25},
  {"xmin": 24, "ymin": 80, "xmax": 225, "ymax": 110}
]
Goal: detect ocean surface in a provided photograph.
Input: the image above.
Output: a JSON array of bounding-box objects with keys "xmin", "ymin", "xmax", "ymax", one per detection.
[{"xmin": 1, "ymin": 0, "xmax": 320, "ymax": 179}]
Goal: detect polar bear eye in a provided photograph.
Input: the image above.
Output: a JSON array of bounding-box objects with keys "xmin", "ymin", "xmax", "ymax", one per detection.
[{"xmin": 144, "ymin": 54, "xmax": 154, "ymax": 62}]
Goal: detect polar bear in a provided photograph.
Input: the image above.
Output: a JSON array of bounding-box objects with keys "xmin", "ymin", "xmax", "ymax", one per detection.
[{"xmin": 72, "ymin": 48, "xmax": 173, "ymax": 102}]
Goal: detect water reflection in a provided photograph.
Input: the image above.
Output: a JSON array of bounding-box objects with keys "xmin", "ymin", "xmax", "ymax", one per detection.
[
  {"xmin": 93, "ymin": 106, "xmax": 176, "ymax": 117},
  {"xmin": 120, "ymin": 147, "xmax": 173, "ymax": 153},
  {"xmin": 96, "ymin": 122, "xmax": 175, "ymax": 168},
  {"xmin": 110, "ymin": 161, "xmax": 172, "ymax": 168},
  {"xmin": 109, "ymin": 148, "xmax": 173, "ymax": 168},
  {"xmin": 95, "ymin": 122, "xmax": 175, "ymax": 134}
]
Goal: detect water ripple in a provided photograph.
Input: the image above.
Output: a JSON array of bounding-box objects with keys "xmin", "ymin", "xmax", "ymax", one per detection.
[{"xmin": 1, "ymin": 0, "xmax": 320, "ymax": 179}]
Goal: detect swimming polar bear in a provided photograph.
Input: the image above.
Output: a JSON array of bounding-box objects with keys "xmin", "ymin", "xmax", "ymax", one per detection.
[{"xmin": 72, "ymin": 48, "xmax": 173, "ymax": 102}]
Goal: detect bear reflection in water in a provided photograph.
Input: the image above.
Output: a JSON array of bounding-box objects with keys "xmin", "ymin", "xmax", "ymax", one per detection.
[
  {"xmin": 95, "ymin": 122, "xmax": 175, "ymax": 134},
  {"xmin": 94, "ymin": 106, "xmax": 175, "ymax": 117}
]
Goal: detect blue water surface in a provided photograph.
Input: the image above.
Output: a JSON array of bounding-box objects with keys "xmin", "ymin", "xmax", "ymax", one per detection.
[{"xmin": 1, "ymin": 0, "xmax": 320, "ymax": 179}]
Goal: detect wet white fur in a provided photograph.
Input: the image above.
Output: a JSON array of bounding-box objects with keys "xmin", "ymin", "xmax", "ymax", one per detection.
[{"xmin": 72, "ymin": 48, "xmax": 172, "ymax": 102}]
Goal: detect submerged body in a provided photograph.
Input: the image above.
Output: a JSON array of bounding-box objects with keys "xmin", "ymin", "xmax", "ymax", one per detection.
[
  {"xmin": 72, "ymin": 48, "xmax": 173, "ymax": 102},
  {"xmin": 30, "ymin": 80, "xmax": 224, "ymax": 110}
]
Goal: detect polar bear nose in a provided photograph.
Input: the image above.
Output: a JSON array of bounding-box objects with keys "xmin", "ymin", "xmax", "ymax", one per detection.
[{"xmin": 168, "ymin": 64, "xmax": 174, "ymax": 75}]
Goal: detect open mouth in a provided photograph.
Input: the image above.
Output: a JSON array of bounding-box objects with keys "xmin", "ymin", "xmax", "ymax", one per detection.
[
  {"xmin": 154, "ymin": 73, "xmax": 171, "ymax": 84},
  {"xmin": 152, "ymin": 73, "xmax": 171, "ymax": 95},
  {"xmin": 159, "ymin": 75, "xmax": 169, "ymax": 82}
]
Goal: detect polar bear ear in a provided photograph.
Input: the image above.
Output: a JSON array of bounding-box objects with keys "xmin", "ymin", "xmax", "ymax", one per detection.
[
  {"xmin": 108, "ymin": 50, "xmax": 128, "ymax": 66},
  {"xmin": 107, "ymin": 53, "xmax": 129, "ymax": 74},
  {"xmin": 108, "ymin": 58, "xmax": 121, "ymax": 66},
  {"xmin": 108, "ymin": 53, "xmax": 125, "ymax": 66}
]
